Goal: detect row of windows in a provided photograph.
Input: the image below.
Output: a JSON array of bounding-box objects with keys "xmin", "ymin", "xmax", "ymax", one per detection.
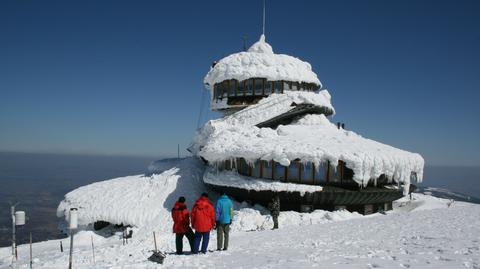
[
  {"xmin": 216, "ymin": 158, "xmax": 354, "ymax": 185},
  {"xmin": 213, "ymin": 79, "xmax": 319, "ymax": 100}
]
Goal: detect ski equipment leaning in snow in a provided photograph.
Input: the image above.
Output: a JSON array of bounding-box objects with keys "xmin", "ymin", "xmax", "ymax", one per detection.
[
  {"xmin": 268, "ymin": 194, "xmax": 280, "ymax": 229},
  {"xmin": 171, "ymin": 196, "xmax": 195, "ymax": 254},
  {"xmin": 215, "ymin": 193, "xmax": 233, "ymax": 251},
  {"xmin": 191, "ymin": 193, "xmax": 216, "ymax": 254}
]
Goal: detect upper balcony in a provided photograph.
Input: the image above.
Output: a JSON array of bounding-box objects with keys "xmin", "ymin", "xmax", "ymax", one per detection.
[{"xmin": 211, "ymin": 78, "xmax": 320, "ymax": 112}]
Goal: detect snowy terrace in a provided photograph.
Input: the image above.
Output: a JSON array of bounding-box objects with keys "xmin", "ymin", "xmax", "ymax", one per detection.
[{"xmin": 191, "ymin": 91, "xmax": 424, "ymax": 193}]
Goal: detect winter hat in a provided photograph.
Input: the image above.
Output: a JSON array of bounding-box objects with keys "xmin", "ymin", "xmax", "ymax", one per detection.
[{"xmin": 178, "ymin": 196, "xmax": 186, "ymax": 203}]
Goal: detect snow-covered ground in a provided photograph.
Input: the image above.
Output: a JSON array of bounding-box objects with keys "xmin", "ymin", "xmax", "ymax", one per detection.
[{"xmin": 1, "ymin": 158, "xmax": 478, "ymax": 269}]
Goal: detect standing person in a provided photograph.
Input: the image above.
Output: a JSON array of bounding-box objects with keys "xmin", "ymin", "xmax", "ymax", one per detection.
[
  {"xmin": 409, "ymin": 184, "xmax": 417, "ymax": 200},
  {"xmin": 268, "ymin": 193, "xmax": 280, "ymax": 229},
  {"xmin": 215, "ymin": 193, "xmax": 233, "ymax": 251},
  {"xmin": 171, "ymin": 196, "xmax": 195, "ymax": 254},
  {"xmin": 191, "ymin": 193, "xmax": 215, "ymax": 254}
]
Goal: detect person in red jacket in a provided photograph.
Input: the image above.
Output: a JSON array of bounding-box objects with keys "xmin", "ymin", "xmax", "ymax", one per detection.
[
  {"xmin": 171, "ymin": 196, "xmax": 194, "ymax": 254},
  {"xmin": 190, "ymin": 193, "xmax": 216, "ymax": 254}
]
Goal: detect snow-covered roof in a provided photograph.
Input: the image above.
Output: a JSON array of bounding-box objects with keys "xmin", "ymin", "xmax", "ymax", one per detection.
[
  {"xmin": 191, "ymin": 91, "xmax": 424, "ymax": 189},
  {"xmin": 190, "ymin": 90, "xmax": 334, "ymax": 153},
  {"xmin": 57, "ymin": 158, "xmax": 207, "ymax": 228},
  {"xmin": 204, "ymin": 35, "xmax": 322, "ymax": 89}
]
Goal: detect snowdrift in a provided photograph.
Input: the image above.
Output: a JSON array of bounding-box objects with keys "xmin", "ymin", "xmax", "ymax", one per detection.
[{"xmin": 57, "ymin": 158, "xmax": 206, "ymax": 229}]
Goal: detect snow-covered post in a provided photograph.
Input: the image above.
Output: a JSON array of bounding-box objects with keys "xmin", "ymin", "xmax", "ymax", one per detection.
[
  {"xmin": 68, "ymin": 208, "xmax": 78, "ymax": 269},
  {"xmin": 10, "ymin": 202, "xmax": 24, "ymax": 260}
]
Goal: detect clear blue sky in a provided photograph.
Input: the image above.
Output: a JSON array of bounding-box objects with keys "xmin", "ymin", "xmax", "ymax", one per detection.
[{"xmin": 1, "ymin": 0, "xmax": 479, "ymax": 165}]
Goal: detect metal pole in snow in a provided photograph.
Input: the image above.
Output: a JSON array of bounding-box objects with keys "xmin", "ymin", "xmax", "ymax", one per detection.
[
  {"xmin": 153, "ymin": 232, "xmax": 158, "ymax": 252},
  {"xmin": 68, "ymin": 231, "xmax": 74, "ymax": 269},
  {"xmin": 29, "ymin": 232, "xmax": 33, "ymax": 269},
  {"xmin": 11, "ymin": 205, "xmax": 15, "ymax": 258},
  {"xmin": 177, "ymin": 144, "xmax": 180, "ymax": 159}
]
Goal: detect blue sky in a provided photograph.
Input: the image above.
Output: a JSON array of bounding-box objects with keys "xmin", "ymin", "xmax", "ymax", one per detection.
[{"xmin": 0, "ymin": 0, "xmax": 479, "ymax": 165}]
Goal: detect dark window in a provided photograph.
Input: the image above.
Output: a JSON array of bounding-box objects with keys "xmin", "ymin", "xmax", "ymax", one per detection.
[
  {"xmin": 283, "ymin": 81, "xmax": 291, "ymax": 91},
  {"xmin": 287, "ymin": 161, "xmax": 300, "ymax": 182},
  {"xmin": 344, "ymin": 166, "xmax": 354, "ymax": 181},
  {"xmin": 274, "ymin": 81, "xmax": 283, "ymax": 93},
  {"xmin": 229, "ymin": 80, "xmax": 236, "ymax": 97},
  {"xmin": 224, "ymin": 160, "xmax": 232, "ymax": 170},
  {"xmin": 301, "ymin": 163, "xmax": 314, "ymax": 184},
  {"xmin": 298, "ymin": 83, "xmax": 304, "ymax": 91},
  {"xmin": 264, "ymin": 81, "xmax": 273, "ymax": 95},
  {"xmin": 291, "ymin": 82, "xmax": 298, "ymax": 91},
  {"xmin": 314, "ymin": 162, "xmax": 327, "ymax": 184},
  {"xmin": 213, "ymin": 84, "xmax": 219, "ymax": 99},
  {"xmin": 262, "ymin": 160, "xmax": 273, "ymax": 179},
  {"xmin": 238, "ymin": 158, "xmax": 249, "ymax": 176},
  {"xmin": 252, "ymin": 160, "xmax": 262, "ymax": 178},
  {"xmin": 254, "ymin": 78, "xmax": 264, "ymax": 96},
  {"xmin": 273, "ymin": 162, "xmax": 286, "ymax": 181},
  {"xmin": 237, "ymin": 80, "xmax": 245, "ymax": 96},
  {"xmin": 245, "ymin": 79, "xmax": 253, "ymax": 96},
  {"xmin": 331, "ymin": 162, "xmax": 340, "ymax": 183},
  {"xmin": 222, "ymin": 81, "xmax": 228, "ymax": 98}
]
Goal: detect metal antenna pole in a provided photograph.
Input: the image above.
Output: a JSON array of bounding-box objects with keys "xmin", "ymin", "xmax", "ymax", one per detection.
[
  {"xmin": 68, "ymin": 229, "xmax": 74, "ymax": 269},
  {"xmin": 242, "ymin": 35, "xmax": 248, "ymax": 51},
  {"xmin": 262, "ymin": 0, "xmax": 266, "ymax": 36}
]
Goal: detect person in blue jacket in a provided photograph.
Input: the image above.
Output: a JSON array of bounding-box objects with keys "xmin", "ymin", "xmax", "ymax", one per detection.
[{"xmin": 215, "ymin": 193, "xmax": 233, "ymax": 251}]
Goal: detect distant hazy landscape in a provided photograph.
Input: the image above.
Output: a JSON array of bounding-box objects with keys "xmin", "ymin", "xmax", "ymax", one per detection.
[
  {"xmin": 0, "ymin": 151, "xmax": 479, "ymax": 247},
  {"xmin": 0, "ymin": 152, "xmax": 157, "ymax": 247}
]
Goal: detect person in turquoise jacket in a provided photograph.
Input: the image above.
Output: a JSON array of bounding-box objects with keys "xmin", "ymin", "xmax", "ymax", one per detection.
[{"xmin": 215, "ymin": 193, "xmax": 233, "ymax": 251}]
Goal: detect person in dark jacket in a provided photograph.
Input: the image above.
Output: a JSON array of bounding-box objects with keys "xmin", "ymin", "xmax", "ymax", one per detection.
[
  {"xmin": 268, "ymin": 194, "xmax": 280, "ymax": 229},
  {"xmin": 191, "ymin": 193, "xmax": 216, "ymax": 254},
  {"xmin": 215, "ymin": 193, "xmax": 233, "ymax": 251},
  {"xmin": 171, "ymin": 196, "xmax": 194, "ymax": 254}
]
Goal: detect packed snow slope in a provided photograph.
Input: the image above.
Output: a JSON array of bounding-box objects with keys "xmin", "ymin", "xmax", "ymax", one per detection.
[
  {"xmin": 1, "ymin": 183, "xmax": 479, "ymax": 269},
  {"xmin": 204, "ymin": 34, "xmax": 321, "ymax": 88},
  {"xmin": 191, "ymin": 91, "xmax": 424, "ymax": 189}
]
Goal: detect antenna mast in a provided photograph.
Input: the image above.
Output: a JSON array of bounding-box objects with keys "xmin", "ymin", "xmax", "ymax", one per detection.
[{"xmin": 262, "ymin": 0, "xmax": 266, "ymax": 36}]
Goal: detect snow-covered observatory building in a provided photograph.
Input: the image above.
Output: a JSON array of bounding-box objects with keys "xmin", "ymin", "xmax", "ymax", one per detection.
[{"xmin": 190, "ymin": 35, "xmax": 424, "ymax": 214}]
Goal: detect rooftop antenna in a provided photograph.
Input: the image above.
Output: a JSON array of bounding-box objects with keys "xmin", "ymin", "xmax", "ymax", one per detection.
[
  {"xmin": 262, "ymin": 0, "xmax": 266, "ymax": 36},
  {"xmin": 241, "ymin": 35, "xmax": 248, "ymax": 51}
]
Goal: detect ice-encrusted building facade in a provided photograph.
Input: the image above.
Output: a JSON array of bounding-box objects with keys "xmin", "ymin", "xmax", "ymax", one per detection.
[{"xmin": 190, "ymin": 35, "xmax": 424, "ymax": 214}]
